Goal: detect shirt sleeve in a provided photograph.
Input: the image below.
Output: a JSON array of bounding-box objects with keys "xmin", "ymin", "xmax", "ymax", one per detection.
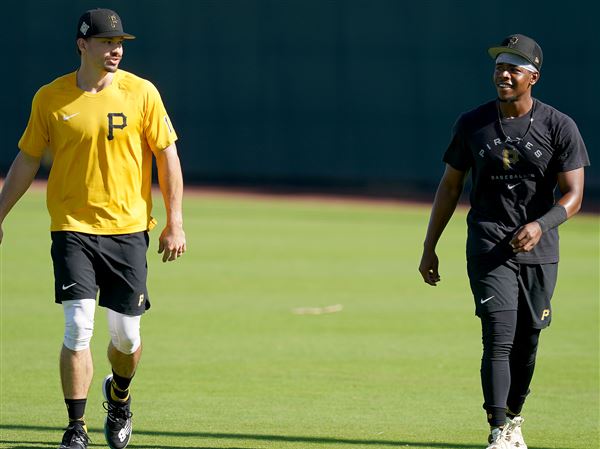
[
  {"xmin": 142, "ymin": 80, "xmax": 178, "ymax": 154},
  {"xmin": 553, "ymin": 115, "xmax": 590, "ymax": 172},
  {"xmin": 18, "ymin": 88, "xmax": 49, "ymax": 157},
  {"xmin": 442, "ymin": 115, "xmax": 472, "ymax": 171}
]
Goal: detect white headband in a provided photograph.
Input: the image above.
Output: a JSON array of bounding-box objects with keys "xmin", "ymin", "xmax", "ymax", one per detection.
[{"xmin": 496, "ymin": 52, "xmax": 538, "ymax": 73}]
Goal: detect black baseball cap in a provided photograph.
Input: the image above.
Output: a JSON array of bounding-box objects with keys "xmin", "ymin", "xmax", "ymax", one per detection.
[
  {"xmin": 76, "ymin": 8, "xmax": 135, "ymax": 40},
  {"xmin": 488, "ymin": 34, "xmax": 542, "ymax": 71}
]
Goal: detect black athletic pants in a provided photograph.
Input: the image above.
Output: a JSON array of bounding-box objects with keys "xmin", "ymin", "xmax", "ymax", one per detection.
[{"xmin": 480, "ymin": 309, "xmax": 541, "ymax": 427}]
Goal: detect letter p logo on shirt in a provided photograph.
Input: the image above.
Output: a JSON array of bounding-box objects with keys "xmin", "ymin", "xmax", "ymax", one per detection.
[{"xmin": 107, "ymin": 113, "xmax": 127, "ymax": 140}]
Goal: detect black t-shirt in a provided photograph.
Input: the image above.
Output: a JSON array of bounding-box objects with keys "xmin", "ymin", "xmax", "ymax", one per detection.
[{"xmin": 444, "ymin": 99, "xmax": 590, "ymax": 263}]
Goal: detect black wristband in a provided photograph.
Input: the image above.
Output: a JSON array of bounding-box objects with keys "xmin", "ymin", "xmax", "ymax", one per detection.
[{"xmin": 535, "ymin": 204, "xmax": 568, "ymax": 233}]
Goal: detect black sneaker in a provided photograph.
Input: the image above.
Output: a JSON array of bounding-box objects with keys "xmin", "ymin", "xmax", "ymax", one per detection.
[
  {"xmin": 102, "ymin": 374, "xmax": 133, "ymax": 449},
  {"xmin": 59, "ymin": 421, "xmax": 89, "ymax": 449}
]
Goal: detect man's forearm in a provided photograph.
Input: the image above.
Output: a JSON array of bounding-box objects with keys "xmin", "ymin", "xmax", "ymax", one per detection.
[
  {"xmin": 155, "ymin": 145, "xmax": 184, "ymax": 227},
  {"xmin": 423, "ymin": 183, "xmax": 463, "ymax": 250},
  {"xmin": 0, "ymin": 152, "xmax": 41, "ymax": 223}
]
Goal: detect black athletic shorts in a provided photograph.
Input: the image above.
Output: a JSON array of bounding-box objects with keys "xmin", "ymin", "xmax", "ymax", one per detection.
[
  {"xmin": 467, "ymin": 256, "xmax": 558, "ymax": 329},
  {"xmin": 51, "ymin": 231, "xmax": 150, "ymax": 315}
]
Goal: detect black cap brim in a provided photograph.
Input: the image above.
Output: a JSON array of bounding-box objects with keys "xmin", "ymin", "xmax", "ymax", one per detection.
[{"xmin": 89, "ymin": 31, "xmax": 136, "ymax": 39}]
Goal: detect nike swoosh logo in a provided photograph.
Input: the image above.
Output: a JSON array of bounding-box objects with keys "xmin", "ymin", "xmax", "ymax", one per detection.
[
  {"xmin": 62, "ymin": 282, "xmax": 77, "ymax": 290},
  {"xmin": 62, "ymin": 112, "xmax": 80, "ymax": 121},
  {"xmin": 480, "ymin": 295, "xmax": 495, "ymax": 304},
  {"xmin": 507, "ymin": 183, "xmax": 521, "ymax": 190}
]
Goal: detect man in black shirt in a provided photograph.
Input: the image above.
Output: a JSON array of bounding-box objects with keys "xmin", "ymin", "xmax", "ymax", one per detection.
[{"xmin": 418, "ymin": 34, "xmax": 589, "ymax": 449}]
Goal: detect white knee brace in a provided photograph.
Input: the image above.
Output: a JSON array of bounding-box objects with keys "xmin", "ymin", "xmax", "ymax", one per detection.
[
  {"xmin": 63, "ymin": 299, "xmax": 96, "ymax": 351},
  {"xmin": 107, "ymin": 309, "xmax": 142, "ymax": 355}
]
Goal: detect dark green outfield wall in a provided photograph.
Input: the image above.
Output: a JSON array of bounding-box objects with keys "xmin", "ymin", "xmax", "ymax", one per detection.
[{"xmin": 3, "ymin": 0, "xmax": 597, "ymax": 196}]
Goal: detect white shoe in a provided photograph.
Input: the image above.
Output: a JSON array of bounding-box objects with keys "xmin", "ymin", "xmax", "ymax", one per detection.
[
  {"xmin": 486, "ymin": 427, "xmax": 511, "ymax": 449},
  {"xmin": 505, "ymin": 416, "xmax": 527, "ymax": 449}
]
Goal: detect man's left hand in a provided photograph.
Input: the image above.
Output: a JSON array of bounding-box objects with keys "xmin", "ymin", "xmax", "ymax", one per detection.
[
  {"xmin": 158, "ymin": 225, "xmax": 186, "ymax": 262},
  {"xmin": 510, "ymin": 222, "xmax": 543, "ymax": 253}
]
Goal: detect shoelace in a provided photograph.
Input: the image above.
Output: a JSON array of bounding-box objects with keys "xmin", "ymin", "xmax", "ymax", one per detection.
[
  {"xmin": 504, "ymin": 417, "xmax": 524, "ymax": 442},
  {"xmin": 490, "ymin": 426, "xmax": 511, "ymax": 444},
  {"xmin": 62, "ymin": 425, "xmax": 90, "ymax": 446},
  {"xmin": 103, "ymin": 400, "xmax": 133, "ymax": 423}
]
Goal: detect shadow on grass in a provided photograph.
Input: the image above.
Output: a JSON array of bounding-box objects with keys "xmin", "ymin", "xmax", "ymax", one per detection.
[
  {"xmin": 0, "ymin": 443, "xmax": 250, "ymax": 449},
  {"xmin": 0, "ymin": 424, "xmax": 575, "ymax": 449}
]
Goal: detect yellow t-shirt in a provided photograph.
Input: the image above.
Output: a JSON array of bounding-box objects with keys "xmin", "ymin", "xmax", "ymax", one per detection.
[{"xmin": 18, "ymin": 70, "xmax": 178, "ymax": 234}]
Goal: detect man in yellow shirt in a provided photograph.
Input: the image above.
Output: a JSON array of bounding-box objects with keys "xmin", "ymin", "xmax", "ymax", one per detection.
[{"xmin": 0, "ymin": 8, "xmax": 186, "ymax": 449}]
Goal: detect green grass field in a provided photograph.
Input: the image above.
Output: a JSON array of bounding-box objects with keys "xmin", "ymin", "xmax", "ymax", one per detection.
[{"xmin": 1, "ymin": 189, "xmax": 598, "ymax": 449}]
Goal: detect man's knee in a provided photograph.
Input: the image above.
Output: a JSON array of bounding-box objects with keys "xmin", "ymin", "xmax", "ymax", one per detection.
[
  {"xmin": 481, "ymin": 310, "xmax": 518, "ymax": 360},
  {"xmin": 63, "ymin": 299, "xmax": 96, "ymax": 351},
  {"xmin": 107, "ymin": 309, "xmax": 141, "ymax": 354}
]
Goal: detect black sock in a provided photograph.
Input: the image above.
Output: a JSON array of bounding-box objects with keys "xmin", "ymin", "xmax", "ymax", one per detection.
[
  {"xmin": 112, "ymin": 370, "xmax": 133, "ymax": 390},
  {"xmin": 65, "ymin": 398, "xmax": 86, "ymax": 424},
  {"xmin": 111, "ymin": 370, "xmax": 133, "ymax": 400}
]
